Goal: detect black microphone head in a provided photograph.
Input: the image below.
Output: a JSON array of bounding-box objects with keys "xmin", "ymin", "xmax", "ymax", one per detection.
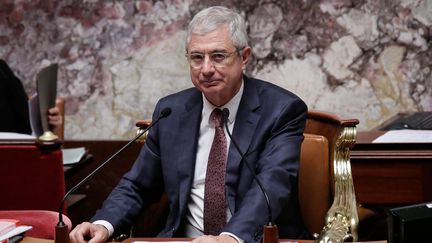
[
  {"xmin": 160, "ymin": 107, "xmax": 172, "ymax": 118},
  {"xmin": 222, "ymin": 108, "xmax": 230, "ymax": 122}
]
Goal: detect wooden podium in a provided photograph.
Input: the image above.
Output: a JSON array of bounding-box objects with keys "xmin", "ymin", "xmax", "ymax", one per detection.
[
  {"xmin": 349, "ymin": 126, "xmax": 432, "ymax": 240},
  {"xmin": 351, "ymin": 130, "xmax": 432, "ymax": 206}
]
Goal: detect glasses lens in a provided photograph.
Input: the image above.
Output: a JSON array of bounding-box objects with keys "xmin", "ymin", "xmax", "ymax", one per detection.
[
  {"xmin": 187, "ymin": 53, "xmax": 203, "ymax": 68},
  {"xmin": 187, "ymin": 50, "xmax": 237, "ymax": 69},
  {"xmin": 210, "ymin": 53, "xmax": 229, "ymax": 65}
]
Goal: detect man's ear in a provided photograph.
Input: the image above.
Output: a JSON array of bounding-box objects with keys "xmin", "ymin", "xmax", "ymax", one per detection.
[{"xmin": 241, "ymin": 47, "xmax": 252, "ymax": 67}]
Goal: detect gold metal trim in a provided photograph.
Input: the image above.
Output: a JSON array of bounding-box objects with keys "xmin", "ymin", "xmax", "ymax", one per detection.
[
  {"xmin": 38, "ymin": 131, "xmax": 59, "ymax": 141},
  {"xmin": 135, "ymin": 128, "xmax": 148, "ymax": 143},
  {"xmin": 315, "ymin": 126, "xmax": 359, "ymax": 243}
]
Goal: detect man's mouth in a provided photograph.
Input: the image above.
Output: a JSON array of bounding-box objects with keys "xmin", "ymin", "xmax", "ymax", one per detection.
[{"xmin": 201, "ymin": 79, "xmax": 219, "ymax": 86}]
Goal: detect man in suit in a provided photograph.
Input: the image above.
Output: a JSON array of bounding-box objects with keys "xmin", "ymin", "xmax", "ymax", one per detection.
[{"xmin": 69, "ymin": 6, "xmax": 309, "ymax": 243}]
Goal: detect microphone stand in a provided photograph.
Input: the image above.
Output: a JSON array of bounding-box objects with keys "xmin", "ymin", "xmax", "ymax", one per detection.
[
  {"xmin": 55, "ymin": 108, "xmax": 171, "ymax": 243},
  {"xmin": 222, "ymin": 109, "xmax": 279, "ymax": 243}
]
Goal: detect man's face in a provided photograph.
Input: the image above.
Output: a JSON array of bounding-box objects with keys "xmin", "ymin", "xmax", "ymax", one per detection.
[{"xmin": 186, "ymin": 25, "xmax": 251, "ymax": 107}]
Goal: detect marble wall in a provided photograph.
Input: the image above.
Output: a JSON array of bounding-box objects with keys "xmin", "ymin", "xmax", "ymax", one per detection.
[{"xmin": 0, "ymin": 0, "xmax": 431, "ymax": 139}]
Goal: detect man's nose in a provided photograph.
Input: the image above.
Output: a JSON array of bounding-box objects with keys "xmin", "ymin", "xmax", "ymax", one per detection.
[{"xmin": 201, "ymin": 55, "xmax": 215, "ymax": 73}]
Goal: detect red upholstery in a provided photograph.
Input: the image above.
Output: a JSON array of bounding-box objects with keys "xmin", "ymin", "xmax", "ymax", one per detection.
[
  {"xmin": 0, "ymin": 144, "xmax": 65, "ymax": 212},
  {"xmin": 0, "ymin": 210, "xmax": 71, "ymax": 239}
]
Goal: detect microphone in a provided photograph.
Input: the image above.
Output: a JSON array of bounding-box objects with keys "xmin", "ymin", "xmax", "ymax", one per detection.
[
  {"xmin": 55, "ymin": 107, "xmax": 172, "ymax": 243},
  {"xmin": 222, "ymin": 108, "xmax": 279, "ymax": 243}
]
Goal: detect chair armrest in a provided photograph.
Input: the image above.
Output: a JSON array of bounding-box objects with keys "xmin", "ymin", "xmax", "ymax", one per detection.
[{"xmin": 135, "ymin": 119, "xmax": 152, "ymax": 143}]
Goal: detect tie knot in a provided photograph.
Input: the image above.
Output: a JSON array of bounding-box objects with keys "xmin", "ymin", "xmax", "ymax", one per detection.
[{"xmin": 211, "ymin": 108, "xmax": 223, "ymax": 128}]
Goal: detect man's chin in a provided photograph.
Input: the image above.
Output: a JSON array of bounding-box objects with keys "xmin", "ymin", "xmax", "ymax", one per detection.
[
  {"xmin": 201, "ymin": 85, "xmax": 223, "ymax": 94},
  {"xmin": 201, "ymin": 85, "xmax": 225, "ymax": 97}
]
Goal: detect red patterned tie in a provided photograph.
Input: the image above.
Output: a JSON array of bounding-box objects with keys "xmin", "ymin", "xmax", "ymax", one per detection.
[{"xmin": 204, "ymin": 108, "xmax": 227, "ymax": 235}]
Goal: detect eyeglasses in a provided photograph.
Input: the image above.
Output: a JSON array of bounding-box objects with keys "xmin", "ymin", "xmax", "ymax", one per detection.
[{"xmin": 185, "ymin": 50, "xmax": 239, "ymax": 69}]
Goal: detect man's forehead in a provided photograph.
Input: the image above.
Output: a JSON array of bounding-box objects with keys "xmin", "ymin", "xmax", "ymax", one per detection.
[
  {"xmin": 187, "ymin": 38, "xmax": 235, "ymax": 53},
  {"xmin": 188, "ymin": 47, "xmax": 231, "ymax": 53}
]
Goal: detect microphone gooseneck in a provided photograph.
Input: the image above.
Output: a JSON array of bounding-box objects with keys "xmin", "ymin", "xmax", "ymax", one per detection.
[
  {"xmin": 221, "ymin": 108, "xmax": 273, "ymax": 225},
  {"xmin": 160, "ymin": 107, "xmax": 172, "ymax": 118},
  {"xmin": 55, "ymin": 107, "xmax": 172, "ymax": 243}
]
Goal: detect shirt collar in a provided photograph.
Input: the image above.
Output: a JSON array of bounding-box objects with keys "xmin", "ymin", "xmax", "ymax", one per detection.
[{"xmin": 202, "ymin": 80, "xmax": 244, "ymax": 125}]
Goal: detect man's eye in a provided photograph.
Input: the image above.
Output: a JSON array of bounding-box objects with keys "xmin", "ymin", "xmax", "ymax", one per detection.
[
  {"xmin": 211, "ymin": 53, "xmax": 227, "ymax": 62},
  {"xmin": 190, "ymin": 54, "xmax": 204, "ymax": 61}
]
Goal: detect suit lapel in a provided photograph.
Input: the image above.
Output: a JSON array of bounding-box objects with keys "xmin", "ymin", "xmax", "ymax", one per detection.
[
  {"xmin": 176, "ymin": 91, "xmax": 203, "ymax": 218},
  {"xmin": 225, "ymin": 77, "xmax": 261, "ymax": 212}
]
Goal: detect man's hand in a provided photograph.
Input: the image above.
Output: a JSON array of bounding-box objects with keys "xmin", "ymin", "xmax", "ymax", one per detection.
[
  {"xmin": 191, "ymin": 234, "xmax": 238, "ymax": 243},
  {"xmin": 69, "ymin": 222, "xmax": 109, "ymax": 243},
  {"xmin": 48, "ymin": 106, "xmax": 62, "ymax": 127}
]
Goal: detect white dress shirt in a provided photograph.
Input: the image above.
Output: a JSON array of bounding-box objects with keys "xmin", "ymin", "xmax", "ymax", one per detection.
[{"xmin": 184, "ymin": 81, "xmax": 243, "ymax": 242}]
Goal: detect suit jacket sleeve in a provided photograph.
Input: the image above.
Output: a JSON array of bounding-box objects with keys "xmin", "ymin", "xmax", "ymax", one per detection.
[{"xmin": 91, "ymin": 102, "xmax": 165, "ymax": 233}]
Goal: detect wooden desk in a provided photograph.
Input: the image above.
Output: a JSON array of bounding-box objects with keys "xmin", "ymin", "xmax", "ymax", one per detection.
[
  {"xmin": 122, "ymin": 240, "xmax": 304, "ymax": 243},
  {"xmin": 121, "ymin": 238, "xmax": 387, "ymax": 243},
  {"xmin": 21, "ymin": 237, "xmax": 52, "ymax": 243},
  {"xmin": 351, "ymin": 131, "xmax": 432, "ymax": 206},
  {"xmin": 21, "ymin": 237, "xmax": 387, "ymax": 243}
]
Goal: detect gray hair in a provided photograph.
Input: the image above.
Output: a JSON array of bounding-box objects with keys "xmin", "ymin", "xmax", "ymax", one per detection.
[{"xmin": 186, "ymin": 6, "xmax": 249, "ymax": 51}]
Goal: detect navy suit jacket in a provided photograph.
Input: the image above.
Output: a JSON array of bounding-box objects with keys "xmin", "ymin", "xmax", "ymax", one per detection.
[{"xmin": 93, "ymin": 76, "xmax": 310, "ymax": 242}]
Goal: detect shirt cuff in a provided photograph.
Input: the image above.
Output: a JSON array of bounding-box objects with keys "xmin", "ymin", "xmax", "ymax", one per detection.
[
  {"xmin": 221, "ymin": 232, "xmax": 244, "ymax": 243},
  {"xmin": 92, "ymin": 220, "xmax": 114, "ymax": 237}
]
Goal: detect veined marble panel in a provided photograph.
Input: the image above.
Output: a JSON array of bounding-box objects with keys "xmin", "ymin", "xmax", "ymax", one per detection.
[{"xmin": 0, "ymin": 0, "xmax": 430, "ymax": 139}]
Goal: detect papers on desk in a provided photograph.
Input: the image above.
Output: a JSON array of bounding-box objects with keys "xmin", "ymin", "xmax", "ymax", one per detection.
[
  {"xmin": 0, "ymin": 132, "xmax": 35, "ymax": 140},
  {"xmin": 62, "ymin": 147, "xmax": 87, "ymax": 165},
  {"xmin": 0, "ymin": 225, "xmax": 32, "ymax": 242},
  {"xmin": 373, "ymin": 129, "xmax": 432, "ymax": 143}
]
